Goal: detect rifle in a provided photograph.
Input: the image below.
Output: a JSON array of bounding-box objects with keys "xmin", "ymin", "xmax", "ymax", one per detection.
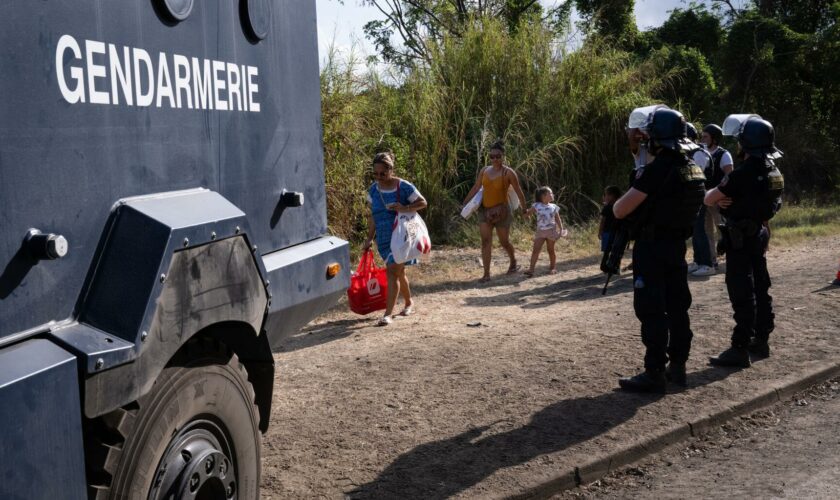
[{"xmin": 600, "ymin": 222, "xmax": 631, "ymax": 295}]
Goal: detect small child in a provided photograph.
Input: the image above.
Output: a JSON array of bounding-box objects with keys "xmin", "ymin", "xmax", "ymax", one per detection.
[
  {"xmin": 599, "ymin": 185, "xmax": 623, "ymax": 253},
  {"xmin": 524, "ymin": 186, "xmax": 567, "ymax": 276}
]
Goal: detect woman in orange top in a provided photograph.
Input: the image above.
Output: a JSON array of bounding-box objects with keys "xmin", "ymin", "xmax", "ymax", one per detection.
[{"xmin": 463, "ymin": 141, "xmax": 527, "ymax": 282}]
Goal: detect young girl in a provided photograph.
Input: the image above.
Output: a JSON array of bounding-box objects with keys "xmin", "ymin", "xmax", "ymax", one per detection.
[{"xmin": 524, "ymin": 187, "xmax": 567, "ymax": 276}]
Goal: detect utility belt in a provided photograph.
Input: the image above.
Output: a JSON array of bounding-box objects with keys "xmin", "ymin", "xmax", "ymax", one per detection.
[
  {"xmin": 717, "ymin": 219, "xmax": 762, "ymax": 253},
  {"xmin": 634, "ymin": 224, "xmax": 691, "ymax": 242}
]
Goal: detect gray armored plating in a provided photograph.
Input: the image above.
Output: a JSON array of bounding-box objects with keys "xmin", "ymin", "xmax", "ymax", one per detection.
[{"xmin": 0, "ymin": 1, "xmax": 349, "ymax": 498}]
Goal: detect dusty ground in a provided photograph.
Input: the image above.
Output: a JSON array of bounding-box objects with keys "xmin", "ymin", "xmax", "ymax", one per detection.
[
  {"xmin": 260, "ymin": 235, "xmax": 840, "ymax": 499},
  {"xmin": 557, "ymin": 378, "xmax": 840, "ymax": 499}
]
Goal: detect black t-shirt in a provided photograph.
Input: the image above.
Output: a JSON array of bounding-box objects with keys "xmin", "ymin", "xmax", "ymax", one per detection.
[
  {"xmin": 632, "ymin": 153, "xmax": 677, "ymax": 198},
  {"xmin": 601, "ymin": 203, "xmax": 617, "ymax": 233}
]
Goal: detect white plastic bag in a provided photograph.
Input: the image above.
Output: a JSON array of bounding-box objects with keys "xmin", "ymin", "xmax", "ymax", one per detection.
[
  {"xmin": 390, "ymin": 212, "xmax": 432, "ymax": 264},
  {"xmin": 507, "ymin": 185, "xmax": 520, "ymax": 212},
  {"xmin": 461, "ymin": 189, "xmax": 483, "ymax": 219},
  {"xmin": 461, "ymin": 185, "xmax": 518, "ymax": 219}
]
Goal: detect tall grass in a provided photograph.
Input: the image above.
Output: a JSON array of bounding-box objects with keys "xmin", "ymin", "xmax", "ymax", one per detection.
[
  {"xmin": 769, "ymin": 202, "xmax": 840, "ymax": 247},
  {"xmin": 321, "ymin": 19, "xmax": 668, "ymax": 245}
]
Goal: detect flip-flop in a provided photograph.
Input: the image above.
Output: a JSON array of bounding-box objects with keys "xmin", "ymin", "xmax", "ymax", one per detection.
[
  {"xmin": 506, "ymin": 264, "xmax": 521, "ymax": 275},
  {"xmin": 479, "ymin": 276, "xmax": 491, "ymax": 283},
  {"xmin": 523, "ymin": 270, "xmax": 534, "ymax": 277}
]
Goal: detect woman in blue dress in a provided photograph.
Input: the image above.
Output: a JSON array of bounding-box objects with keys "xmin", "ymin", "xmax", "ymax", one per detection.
[{"xmin": 362, "ymin": 152, "xmax": 428, "ymax": 326}]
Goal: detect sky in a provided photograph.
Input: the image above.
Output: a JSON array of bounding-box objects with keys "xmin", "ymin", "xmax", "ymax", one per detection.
[{"xmin": 314, "ymin": 0, "xmax": 747, "ymax": 64}]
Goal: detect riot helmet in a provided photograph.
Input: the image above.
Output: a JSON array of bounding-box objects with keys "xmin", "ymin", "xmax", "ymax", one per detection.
[
  {"xmin": 740, "ymin": 117, "xmax": 777, "ymax": 156},
  {"xmin": 686, "ymin": 122, "xmax": 698, "ymax": 142},
  {"xmin": 645, "ymin": 108, "xmax": 687, "ymax": 151},
  {"xmin": 722, "ymin": 114, "xmax": 782, "ymax": 158},
  {"xmin": 627, "ymin": 104, "xmax": 669, "ymax": 167},
  {"xmin": 702, "ymin": 124, "xmax": 723, "ymax": 146}
]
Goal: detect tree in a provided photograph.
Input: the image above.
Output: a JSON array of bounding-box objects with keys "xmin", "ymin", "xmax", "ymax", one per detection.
[
  {"xmin": 651, "ymin": 45, "xmax": 717, "ymax": 119},
  {"xmin": 574, "ymin": 0, "xmax": 637, "ymax": 48},
  {"xmin": 360, "ymin": 0, "xmax": 570, "ymax": 66},
  {"xmin": 656, "ymin": 6, "xmax": 724, "ymax": 61},
  {"xmin": 752, "ymin": 0, "xmax": 836, "ymax": 32}
]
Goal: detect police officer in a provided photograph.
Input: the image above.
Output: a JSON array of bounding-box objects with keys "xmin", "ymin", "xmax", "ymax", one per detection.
[
  {"xmin": 614, "ymin": 107, "xmax": 707, "ymax": 392},
  {"xmin": 705, "ymin": 116, "xmax": 783, "ymax": 367}
]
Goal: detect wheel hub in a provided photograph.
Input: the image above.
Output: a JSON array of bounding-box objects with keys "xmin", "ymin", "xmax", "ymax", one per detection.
[{"xmin": 149, "ymin": 420, "xmax": 237, "ymax": 500}]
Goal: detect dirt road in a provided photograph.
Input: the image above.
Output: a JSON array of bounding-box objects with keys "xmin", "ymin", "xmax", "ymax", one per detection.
[
  {"xmin": 260, "ymin": 236, "xmax": 840, "ymax": 499},
  {"xmin": 559, "ymin": 378, "xmax": 840, "ymax": 499}
]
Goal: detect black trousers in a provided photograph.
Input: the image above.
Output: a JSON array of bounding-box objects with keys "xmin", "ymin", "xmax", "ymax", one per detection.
[
  {"xmin": 632, "ymin": 239, "xmax": 693, "ymax": 371},
  {"xmin": 725, "ymin": 228, "xmax": 774, "ymax": 347}
]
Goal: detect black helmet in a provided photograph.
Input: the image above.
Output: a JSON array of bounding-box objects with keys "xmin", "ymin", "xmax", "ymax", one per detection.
[
  {"xmin": 703, "ymin": 124, "xmax": 723, "ymax": 145},
  {"xmin": 739, "ymin": 117, "xmax": 776, "ymax": 156},
  {"xmin": 646, "ymin": 108, "xmax": 687, "ymax": 150},
  {"xmin": 686, "ymin": 122, "xmax": 698, "ymax": 141}
]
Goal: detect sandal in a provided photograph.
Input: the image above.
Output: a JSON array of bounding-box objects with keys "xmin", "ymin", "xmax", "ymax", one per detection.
[
  {"xmin": 399, "ymin": 306, "xmax": 414, "ymax": 317},
  {"xmin": 523, "ymin": 270, "xmax": 534, "ymax": 277},
  {"xmin": 479, "ymin": 275, "xmax": 491, "ymax": 283},
  {"xmin": 376, "ymin": 316, "xmax": 393, "ymax": 327},
  {"xmin": 506, "ymin": 264, "xmax": 521, "ymax": 275}
]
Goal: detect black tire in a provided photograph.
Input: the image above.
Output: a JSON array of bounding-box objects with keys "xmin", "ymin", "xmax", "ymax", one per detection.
[{"xmin": 86, "ymin": 339, "xmax": 260, "ymax": 500}]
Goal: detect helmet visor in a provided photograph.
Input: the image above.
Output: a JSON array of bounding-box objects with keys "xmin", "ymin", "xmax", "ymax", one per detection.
[
  {"xmin": 628, "ymin": 104, "xmax": 669, "ymax": 129},
  {"xmin": 722, "ymin": 114, "xmax": 762, "ymax": 137}
]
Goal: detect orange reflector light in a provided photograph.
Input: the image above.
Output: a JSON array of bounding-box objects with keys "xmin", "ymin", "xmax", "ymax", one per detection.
[{"xmin": 326, "ymin": 263, "xmax": 341, "ymax": 278}]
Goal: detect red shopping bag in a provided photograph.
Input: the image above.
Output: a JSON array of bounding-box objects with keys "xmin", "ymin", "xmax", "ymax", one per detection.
[{"xmin": 347, "ymin": 250, "xmax": 388, "ymax": 315}]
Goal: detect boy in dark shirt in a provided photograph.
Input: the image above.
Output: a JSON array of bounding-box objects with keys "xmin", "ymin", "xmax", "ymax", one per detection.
[{"xmin": 599, "ymin": 185, "xmax": 623, "ymax": 252}]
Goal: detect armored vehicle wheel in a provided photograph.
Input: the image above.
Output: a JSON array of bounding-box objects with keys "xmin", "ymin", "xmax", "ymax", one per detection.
[{"xmin": 86, "ymin": 339, "xmax": 260, "ymax": 500}]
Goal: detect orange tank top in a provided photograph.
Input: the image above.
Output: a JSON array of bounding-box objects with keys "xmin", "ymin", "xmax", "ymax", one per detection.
[{"xmin": 481, "ymin": 168, "xmax": 507, "ymax": 207}]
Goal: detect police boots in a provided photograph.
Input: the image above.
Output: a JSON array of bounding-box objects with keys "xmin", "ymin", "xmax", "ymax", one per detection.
[
  {"xmin": 665, "ymin": 362, "xmax": 687, "ymax": 387},
  {"xmin": 747, "ymin": 338, "xmax": 771, "ymax": 359},
  {"xmin": 709, "ymin": 346, "xmax": 751, "ymax": 368},
  {"xmin": 619, "ymin": 369, "xmax": 667, "ymax": 393}
]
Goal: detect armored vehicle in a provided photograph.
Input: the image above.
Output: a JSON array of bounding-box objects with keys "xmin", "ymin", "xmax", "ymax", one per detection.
[{"xmin": 0, "ymin": 1, "xmax": 349, "ymax": 498}]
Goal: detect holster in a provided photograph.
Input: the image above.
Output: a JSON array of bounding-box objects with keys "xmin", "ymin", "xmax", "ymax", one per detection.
[{"xmin": 719, "ymin": 220, "xmax": 760, "ymax": 252}]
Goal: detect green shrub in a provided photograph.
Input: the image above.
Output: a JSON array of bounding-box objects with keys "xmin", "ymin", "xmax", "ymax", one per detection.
[{"xmin": 321, "ymin": 19, "xmax": 667, "ymax": 246}]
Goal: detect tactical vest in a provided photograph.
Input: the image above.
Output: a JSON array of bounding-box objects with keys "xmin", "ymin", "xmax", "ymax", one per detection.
[
  {"xmin": 706, "ymin": 147, "xmax": 728, "ymax": 188},
  {"xmin": 724, "ymin": 158, "xmax": 784, "ymax": 223},
  {"xmin": 637, "ymin": 153, "xmax": 707, "ymax": 238}
]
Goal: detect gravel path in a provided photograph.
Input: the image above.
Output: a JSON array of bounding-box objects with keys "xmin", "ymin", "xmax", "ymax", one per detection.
[{"xmin": 260, "ymin": 236, "xmax": 840, "ymax": 499}]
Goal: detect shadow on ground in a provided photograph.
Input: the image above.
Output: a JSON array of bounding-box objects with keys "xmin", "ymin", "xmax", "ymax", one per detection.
[
  {"xmin": 411, "ymin": 254, "xmax": 603, "ymax": 295},
  {"xmin": 276, "ymin": 317, "xmax": 371, "ymax": 353},
  {"xmin": 463, "ymin": 272, "xmax": 633, "ymax": 308},
  {"xmin": 348, "ymin": 366, "xmax": 737, "ymax": 499}
]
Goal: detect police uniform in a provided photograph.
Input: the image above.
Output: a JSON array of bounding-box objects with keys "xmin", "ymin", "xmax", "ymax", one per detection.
[
  {"xmin": 716, "ymin": 156, "xmax": 783, "ymax": 352},
  {"xmin": 630, "ymin": 150, "xmax": 706, "ymax": 376},
  {"xmin": 709, "ymin": 116, "xmax": 784, "ymax": 367},
  {"xmin": 617, "ymin": 107, "xmax": 707, "ymax": 392}
]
